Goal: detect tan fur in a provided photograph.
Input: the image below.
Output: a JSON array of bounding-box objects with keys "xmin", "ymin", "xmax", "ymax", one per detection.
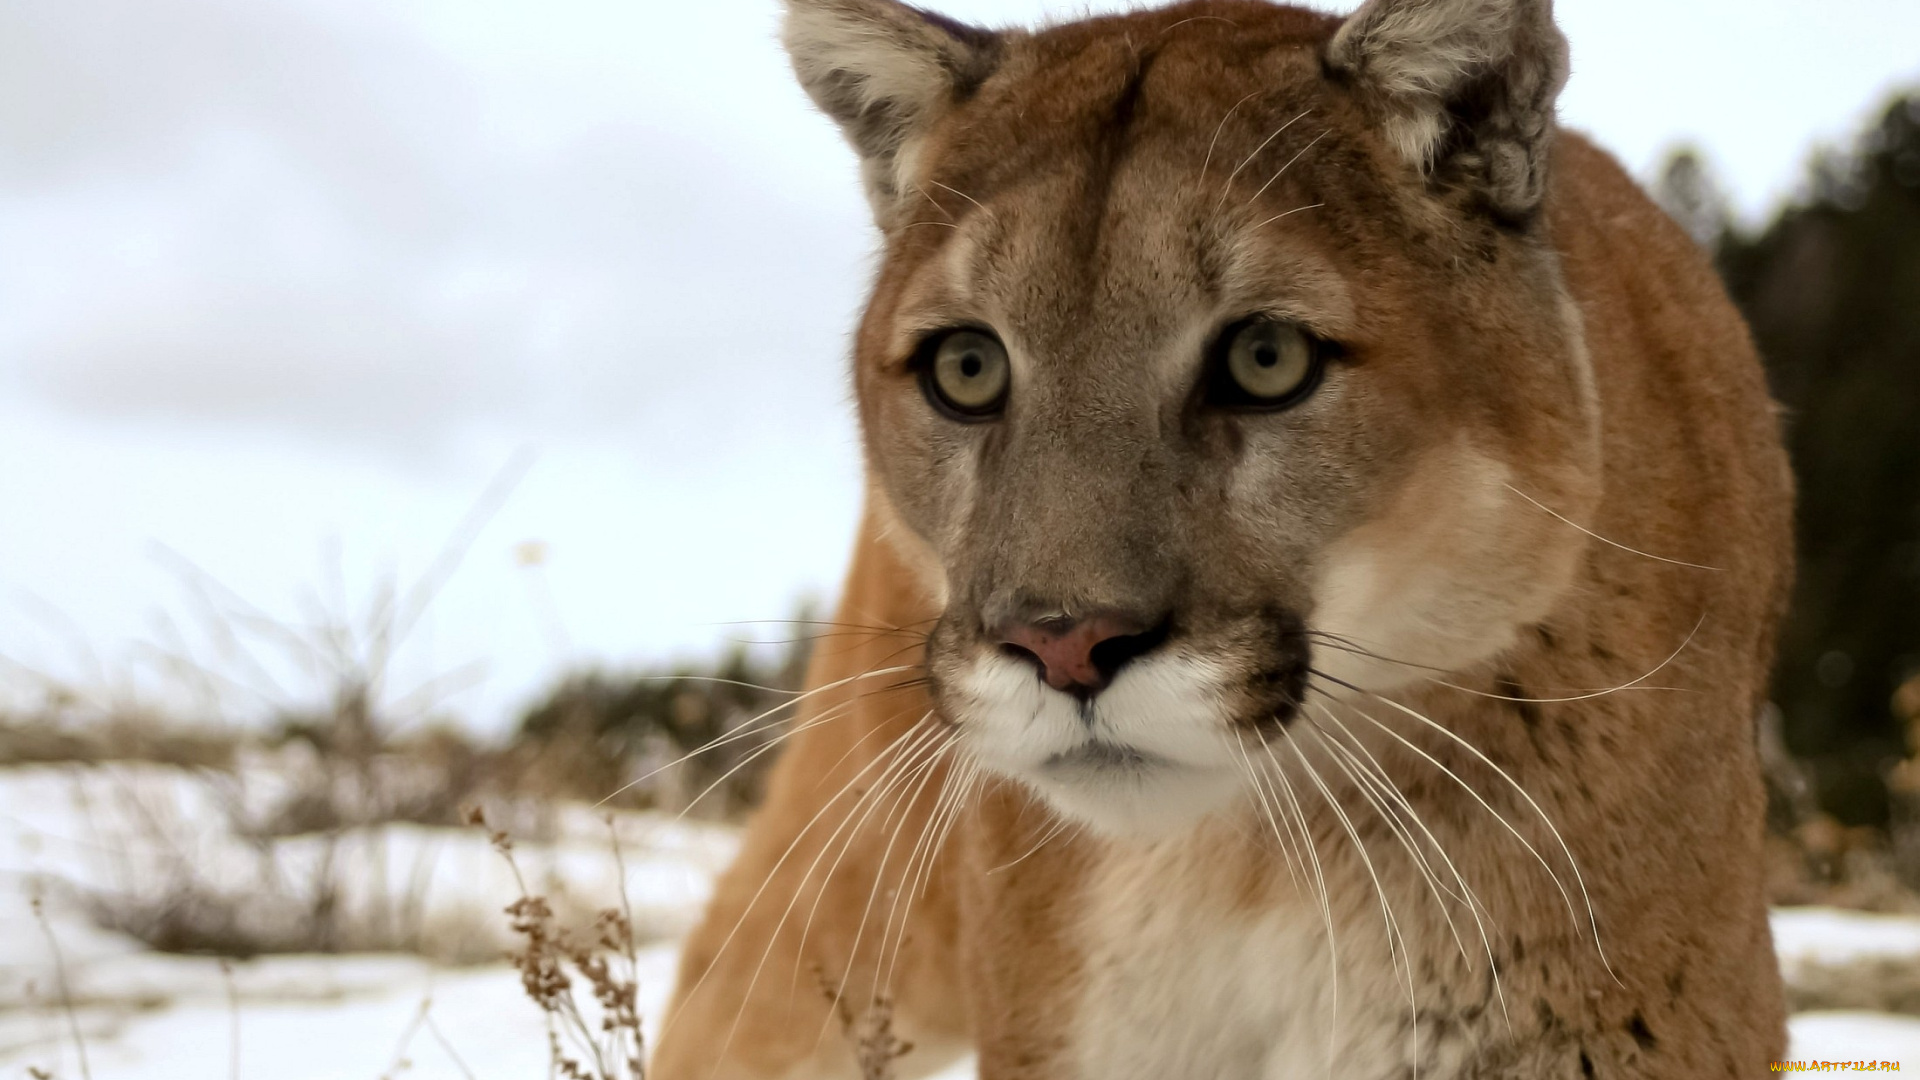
[{"xmin": 654, "ymin": 1, "xmax": 1792, "ymax": 1076}]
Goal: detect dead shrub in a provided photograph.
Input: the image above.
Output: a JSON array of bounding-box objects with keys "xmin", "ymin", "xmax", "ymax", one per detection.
[
  {"xmin": 511, "ymin": 633, "xmax": 811, "ymax": 821},
  {"xmin": 1786, "ymin": 953, "xmax": 1920, "ymax": 1016},
  {"xmin": 477, "ymin": 808, "xmax": 648, "ymax": 1080}
]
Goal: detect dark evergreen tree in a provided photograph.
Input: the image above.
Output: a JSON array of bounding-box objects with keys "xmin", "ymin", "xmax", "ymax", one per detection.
[{"xmin": 1679, "ymin": 94, "xmax": 1920, "ymax": 825}]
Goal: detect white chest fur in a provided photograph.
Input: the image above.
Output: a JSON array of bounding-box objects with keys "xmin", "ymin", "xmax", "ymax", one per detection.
[{"xmin": 1068, "ymin": 827, "xmax": 1479, "ymax": 1080}]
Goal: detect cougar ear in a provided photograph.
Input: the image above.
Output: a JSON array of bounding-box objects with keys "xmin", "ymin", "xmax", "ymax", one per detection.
[
  {"xmin": 783, "ymin": 0, "xmax": 1001, "ymax": 216},
  {"xmin": 1327, "ymin": 0, "xmax": 1569, "ymax": 221}
]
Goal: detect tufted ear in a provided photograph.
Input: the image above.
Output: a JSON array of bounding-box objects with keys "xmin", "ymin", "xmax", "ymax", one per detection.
[
  {"xmin": 1327, "ymin": 0, "xmax": 1568, "ymax": 221},
  {"xmin": 783, "ymin": 0, "xmax": 1001, "ymax": 216}
]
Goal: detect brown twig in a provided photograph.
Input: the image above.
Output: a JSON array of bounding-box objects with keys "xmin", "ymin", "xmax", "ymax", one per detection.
[
  {"xmin": 30, "ymin": 891, "xmax": 92, "ymax": 1080},
  {"xmin": 471, "ymin": 806, "xmax": 646, "ymax": 1080},
  {"xmin": 219, "ymin": 959, "xmax": 240, "ymax": 1080},
  {"xmin": 811, "ymin": 962, "xmax": 913, "ymax": 1080},
  {"xmin": 423, "ymin": 999, "xmax": 479, "ymax": 1080}
]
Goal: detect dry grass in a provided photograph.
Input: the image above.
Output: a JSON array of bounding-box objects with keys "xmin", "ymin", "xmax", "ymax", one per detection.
[
  {"xmin": 76, "ymin": 868, "xmax": 508, "ymax": 966},
  {"xmin": 29, "ymin": 893, "xmax": 93, "ymax": 1080},
  {"xmin": 473, "ymin": 807, "xmax": 649, "ymax": 1080},
  {"xmin": 0, "ymin": 675, "xmax": 238, "ymax": 772},
  {"xmin": 1787, "ymin": 953, "xmax": 1920, "ymax": 1016},
  {"xmin": 813, "ymin": 964, "xmax": 914, "ymax": 1080},
  {"xmin": 0, "ymin": 713, "xmax": 237, "ymax": 771}
]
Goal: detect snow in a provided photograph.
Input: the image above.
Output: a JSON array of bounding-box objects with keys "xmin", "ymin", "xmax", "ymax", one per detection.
[
  {"xmin": 1774, "ymin": 906, "xmax": 1920, "ymax": 969},
  {"xmin": 0, "ymin": 762, "xmax": 737, "ymax": 1077},
  {"xmin": 0, "ymin": 763, "xmax": 1915, "ymax": 1077},
  {"xmin": 1790, "ymin": 1012, "xmax": 1920, "ymax": 1069}
]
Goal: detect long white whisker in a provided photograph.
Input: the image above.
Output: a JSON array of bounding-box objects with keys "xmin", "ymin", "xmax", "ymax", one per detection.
[
  {"xmin": 927, "ymin": 179, "xmax": 991, "ymax": 217},
  {"xmin": 1306, "ymin": 630, "xmax": 1691, "ymax": 701},
  {"xmin": 1279, "ymin": 728, "xmax": 1421, "ymax": 1075},
  {"xmin": 1503, "ymin": 482, "xmax": 1722, "ymax": 571},
  {"xmin": 1309, "ymin": 701, "xmax": 1513, "ymax": 1033},
  {"xmin": 784, "ymin": 719, "xmax": 948, "ymax": 991},
  {"xmin": 669, "ymin": 705, "xmax": 851, "ymax": 823},
  {"xmin": 717, "ymin": 717, "xmax": 949, "ymax": 1064},
  {"xmin": 866, "ymin": 729, "xmax": 963, "ymax": 990},
  {"xmin": 1316, "ymin": 678, "xmax": 1621, "ymax": 986},
  {"xmin": 1199, "ymin": 90, "xmax": 1264, "ymax": 183},
  {"xmin": 593, "ymin": 663, "xmax": 921, "ymax": 806},
  {"xmin": 1231, "ymin": 732, "xmax": 1307, "ymax": 895},
  {"xmin": 816, "ymin": 730, "xmax": 959, "ymax": 1051},
  {"xmin": 1256, "ymin": 737, "xmax": 1342, "ymax": 1078},
  {"xmin": 1214, "ymin": 108, "xmax": 1311, "ymax": 215},
  {"xmin": 657, "ymin": 710, "xmax": 933, "ymax": 1048},
  {"xmin": 1306, "ymin": 716, "xmax": 1471, "ymax": 959},
  {"xmin": 876, "ymin": 756, "xmax": 959, "ymax": 992},
  {"xmin": 1242, "ymin": 129, "xmax": 1329, "ymax": 209},
  {"xmin": 880, "ymin": 747, "xmax": 980, "ymax": 995},
  {"xmin": 988, "ymin": 810, "xmax": 1074, "ymax": 875},
  {"xmin": 1429, "ymin": 615, "xmax": 1705, "ymax": 705},
  {"xmin": 1252, "ymin": 202, "xmax": 1324, "ymax": 230}
]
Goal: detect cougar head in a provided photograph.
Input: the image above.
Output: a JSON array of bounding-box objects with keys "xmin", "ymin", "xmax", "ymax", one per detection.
[{"xmin": 786, "ymin": 0, "xmax": 1602, "ymax": 836}]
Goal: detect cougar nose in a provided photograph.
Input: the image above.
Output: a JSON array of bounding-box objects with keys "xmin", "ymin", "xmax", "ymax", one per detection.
[{"xmin": 997, "ymin": 612, "xmax": 1170, "ymax": 697}]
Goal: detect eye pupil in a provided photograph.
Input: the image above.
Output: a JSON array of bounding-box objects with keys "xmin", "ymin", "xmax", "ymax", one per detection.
[
  {"xmin": 1212, "ymin": 318, "xmax": 1323, "ymax": 409},
  {"xmin": 922, "ymin": 329, "xmax": 1010, "ymax": 420}
]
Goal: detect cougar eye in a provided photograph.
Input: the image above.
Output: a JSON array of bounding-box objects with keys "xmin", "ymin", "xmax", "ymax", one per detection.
[
  {"xmin": 919, "ymin": 328, "xmax": 1010, "ymax": 420},
  {"xmin": 1208, "ymin": 318, "xmax": 1323, "ymax": 409}
]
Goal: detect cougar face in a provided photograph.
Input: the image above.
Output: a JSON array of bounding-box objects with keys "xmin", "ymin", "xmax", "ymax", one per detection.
[
  {"xmin": 837, "ymin": 7, "xmax": 1602, "ymax": 836},
  {"xmin": 657, "ymin": 2, "xmax": 1792, "ymax": 1072}
]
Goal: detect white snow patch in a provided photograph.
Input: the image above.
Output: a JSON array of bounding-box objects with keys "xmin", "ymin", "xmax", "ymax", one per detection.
[
  {"xmin": 1774, "ymin": 906, "xmax": 1920, "ymax": 968},
  {"xmin": 1789, "ymin": 1012, "xmax": 1920, "ymax": 1069},
  {"xmin": 3, "ymin": 765, "xmax": 1920, "ymax": 1076}
]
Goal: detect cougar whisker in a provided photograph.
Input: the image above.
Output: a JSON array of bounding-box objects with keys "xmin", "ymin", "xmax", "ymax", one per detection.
[
  {"xmin": 783, "ymin": 719, "xmax": 950, "ymax": 992},
  {"xmin": 986, "ymin": 807, "xmax": 1075, "ymax": 875},
  {"xmin": 1198, "ymin": 90, "xmax": 1264, "ymax": 185},
  {"xmin": 659, "ymin": 708, "xmax": 936, "ymax": 1049},
  {"xmin": 1231, "ymin": 732, "xmax": 1308, "ymax": 897},
  {"xmin": 811, "ymin": 727, "xmax": 960, "ymax": 1054},
  {"xmin": 1279, "ymin": 726, "xmax": 1423, "ymax": 1073},
  {"xmin": 1255, "ymin": 736, "xmax": 1345, "ymax": 1076},
  {"xmin": 1314, "ymin": 676, "xmax": 1620, "ymax": 985},
  {"xmin": 717, "ymin": 716, "xmax": 950, "ymax": 1063},
  {"xmin": 1213, "ymin": 107, "xmax": 1312, "ymax": 216},
  {"xmin": 593, "ymin": 662, "xmax": 921, "ymax": 806},
  {"xmin": 1305, "ymin": 626, "xmax": 1698, "ymax": 702},
  {"xmin": 1305, "ymin": 713, "xmax": 1474, "ymax": 961},
  {"xmin": 1308, "ymin": 700, "xmax": 1513, "ymax": 1031},
  {"xmin": 1252, "ymin": 201, "xmax": 1324, "ymax": 230},
  {"xmin": 1503, "ymin": 482, "xmax": 1723, "ymax": 571},
  {"xmin": 1242, "ymin": 128, "xmax": 1330, "ymax": 209},
  {"xmin": 879, "ymin": 749, "xmax": 981, "ymax": 997}
]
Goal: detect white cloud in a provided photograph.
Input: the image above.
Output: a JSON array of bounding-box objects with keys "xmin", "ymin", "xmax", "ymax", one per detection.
[{"xmin": 0, "ymin": 0, "xmax": 871, "ymax": 460}]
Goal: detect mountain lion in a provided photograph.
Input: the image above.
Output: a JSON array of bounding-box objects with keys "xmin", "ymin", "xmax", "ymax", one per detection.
[{"xmin": 654, "ymin": 0, "xmax": 1793, "ymax": 1076}]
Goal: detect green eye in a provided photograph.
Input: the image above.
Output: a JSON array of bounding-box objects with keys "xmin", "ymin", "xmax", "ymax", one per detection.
[
  {"xmin": 921, "ymin": 329, "xmax": 1010, "ymax": 420},
  {"xmin": 1210, "ymin": 319, "xmax": 1323, "ymax": 408}
]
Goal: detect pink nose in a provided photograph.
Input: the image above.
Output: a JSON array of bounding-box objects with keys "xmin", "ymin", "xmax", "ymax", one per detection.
[{"xmin": 998, "ymin": 614, "xmax": 1152, "ymax": 694}]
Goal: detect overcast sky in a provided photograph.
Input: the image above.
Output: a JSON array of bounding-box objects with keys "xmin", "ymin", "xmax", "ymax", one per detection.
[{"xmin": 3, "ymin": 0, "xmax": 1917, "ymax": 733}]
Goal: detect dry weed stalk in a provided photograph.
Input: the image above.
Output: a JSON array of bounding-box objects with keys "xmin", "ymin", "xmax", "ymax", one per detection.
[
  {"xmin": 470, "ymin": 807, "xmax": 647, "ymax": 1080},
  {"xmin": 811, "ymin": 962, "xmax": 914, "ymax": 1080},
  {"xmin": 30, "ymin": 892, "xmax": 92, "ymax": 1080}
]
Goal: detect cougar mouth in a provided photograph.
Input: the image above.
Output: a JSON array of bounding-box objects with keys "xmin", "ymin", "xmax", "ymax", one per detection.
[
  {"xmin": 1042, "ymin": 739, "xmax": 1162, "ymax": 774},
  {"xmin": 933, "ymin": 623, "xmax": 1321, "ymax": 835}
]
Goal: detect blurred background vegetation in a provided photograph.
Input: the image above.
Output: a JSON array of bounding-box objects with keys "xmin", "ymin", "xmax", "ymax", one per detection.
[{"xmin": 1658, "ymin": 91, "xmax": 1920, "ymax": 836}]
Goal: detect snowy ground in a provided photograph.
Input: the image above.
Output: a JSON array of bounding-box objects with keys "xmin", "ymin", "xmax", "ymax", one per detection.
[{"xmin": 1, "ymin": 764, "xmax": 1916, "ymax": 1078}]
